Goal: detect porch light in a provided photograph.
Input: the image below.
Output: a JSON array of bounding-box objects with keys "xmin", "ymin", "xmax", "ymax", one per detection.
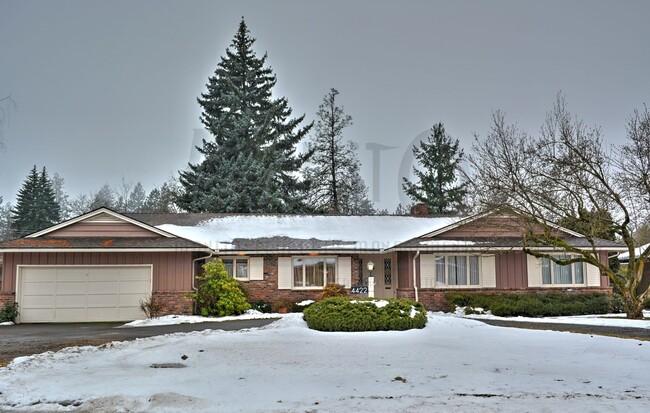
[{"xmin": 367, "ymin": 260, "xmax": 374, "ymax": 272}]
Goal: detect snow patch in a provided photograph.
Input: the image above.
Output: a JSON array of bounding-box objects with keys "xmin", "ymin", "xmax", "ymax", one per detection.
[
  {"xmin": 0, "ymin": 321, "xmax": 14, "ymax": 326},
  {"xmin": 122, "ymin": 310, "xmax": 282, "ymax": 328}
]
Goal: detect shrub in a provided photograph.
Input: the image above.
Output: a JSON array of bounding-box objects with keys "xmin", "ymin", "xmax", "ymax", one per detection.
[
  {"xmin": 271, "ymin": 300, "xmax": 291, "ymax": 313},
  {"xmin": 251, "ymin": 301, "xmax": 272, "ymax": 313},
  {"xmin": 139, "ymin": 295, "xmax": 161, "ymax": 319},
  {"xmin": 190, "ymin": 259, "xmax": 251, "ymax": 317},
  {"xmin": 303, "ymin": 297, "xmax": 427, "ymax": 332},
  {"xmin": 0, "ymin": 302, "xmax": 19, "ymax": 323},
  {"xmin": 322, "ymin": 283, "xmax": 348, "ymax": 299},
  {"xmin": 445, "ymin": 292, "xmax": 612, "ymax": 317}
]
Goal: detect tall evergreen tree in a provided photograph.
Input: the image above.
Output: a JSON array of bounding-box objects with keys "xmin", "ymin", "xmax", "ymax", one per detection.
[
  {"xmin": 177, "ymin": 18, "xmax": 312, "ymax": 213},
  {"xmin": 11, "ymin": 166, "xmax": 61, "ymax": 237},
  {"xmin": 304, "ymin": 88, "xmax": 374, "ymax": 214},
  {"xmin": 402, "ymin": 123, "xmax": 467, "ymax": 214}
]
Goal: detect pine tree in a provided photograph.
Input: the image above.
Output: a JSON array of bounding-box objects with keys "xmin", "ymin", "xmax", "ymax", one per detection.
[
  {"xmin": 0, "ymin": 198, "xmax": 13, "ymax": 241},
  {"xmin": 51, "ymin": 173, "xmax": 71, "ymax": 220},
  {"xmin": 177, "ymin": 18, "xmax": 312, "ymax": 213},
  {"xmin": 89, "ymin": 184, "xmax": 116, "ymax": 210},
  {"xmin": 402, "ymin": 123, "xmax": 467, "ymax": 214},
  {"xmin": 304, "ymin": 88, "xmax": 374, "ymax": 215},
  {"xmin": 126, "ymin": 182, "xmax": 146, "ymax": 213},
  {"xmin": 143, "ymin": 181, "xmax": 179, "ymax": 213},
  {"xmin": 11, "ymin": 166, "xmax": 61, "ymax": 237}
]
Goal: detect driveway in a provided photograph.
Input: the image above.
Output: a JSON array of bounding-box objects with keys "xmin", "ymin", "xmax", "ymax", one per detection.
[
  {"xmin": 0, "ymin": 318, "xmax": 278, "ymax": 366},
  {"xmin": 477, "ymin": 319, "xmax": 650, "ymax": 341}
]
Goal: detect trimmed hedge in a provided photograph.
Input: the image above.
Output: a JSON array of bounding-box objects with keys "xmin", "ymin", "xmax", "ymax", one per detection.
[
  {"xmin": 303, "ymin": 297, "xmax": 427, "ymax": 332},
  {"xmin": 445, "ymin": 292, "xmax": 612, "ymax": 317}
]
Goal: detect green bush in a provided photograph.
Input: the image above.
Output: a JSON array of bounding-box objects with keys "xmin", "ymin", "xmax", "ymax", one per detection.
[
  {"xmin": 303, "ymin": 297, "xmax": 427, "ymax": 332},
  {"xmin": 322, "ymin": 283, "xmax": 348, "ymax": 298},
  {"xmin": 190, "ymin": 259, "xmax": 251, "ymax": 317},
  {"xmin": 445, "ymin": 292, "xmax": 612, "ymax": 317},
  {"xmin": 0, "ymin": 302, "xmax": 19, "ymax": 323}
]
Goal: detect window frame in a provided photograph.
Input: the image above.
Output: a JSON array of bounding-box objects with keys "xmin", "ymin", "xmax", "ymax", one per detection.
[
  {"xmin": 433, "ymin": 254, "xmax": 481, "ymax": 288},
  {"xmin": 291, "ymin": 256, "xmax": 337, "ymax": 290},
  {"xmin": 220, "ymin": 257, "xmax": 250, "ymax": 281},
  {"xmin": 540, "ymin": 255, "xmax": 586, "ymax": 287}
]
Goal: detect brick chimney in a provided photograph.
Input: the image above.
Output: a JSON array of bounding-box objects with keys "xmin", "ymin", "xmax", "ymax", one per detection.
[{"xmin": 410, "ymin": 203, "xmax": 429, "ymax": 216}]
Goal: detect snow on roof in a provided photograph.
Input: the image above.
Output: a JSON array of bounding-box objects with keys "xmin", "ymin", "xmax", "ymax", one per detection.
[
  {"xmin": 618, "ymin": 243, "xmax": 650, "ymax": 261},
  {"xmin": 156, "ymin": 215, "xmax": 461, "ymax": 251}
]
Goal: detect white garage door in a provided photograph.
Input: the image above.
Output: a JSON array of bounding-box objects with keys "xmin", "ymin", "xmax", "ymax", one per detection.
[{"xmin": 18, "ymin": 266, "xmax": 152, "ymax": 323}]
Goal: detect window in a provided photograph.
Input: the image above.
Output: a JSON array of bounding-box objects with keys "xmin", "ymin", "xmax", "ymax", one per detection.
[
  {"xmin": 293, "ymin": 257, "xmax": 336, "ymax": 288},
  {"xmin": 222, "ymin": 258, "xmax": 249, "ymax": 280},
  {"xmin": 384, "ymin": 258, "xmax": 392, "ymax": 288},
  {"xmin": 541, "ymin": 255, "xmax": 585, "ymax": 285},
  {"xmin": 435, "ymin": 255, "xmax": 480, "ymax": 287}
]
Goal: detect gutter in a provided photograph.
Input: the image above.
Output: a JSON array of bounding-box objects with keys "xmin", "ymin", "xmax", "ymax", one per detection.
[{"xmin": 412, "ymin": 250, "xmax": 420, "ymax": 303}]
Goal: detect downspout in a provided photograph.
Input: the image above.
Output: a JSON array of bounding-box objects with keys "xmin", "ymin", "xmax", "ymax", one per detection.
[{"xmin": 412, "ymin": 250, "xmax": 420, "ymax": 303}]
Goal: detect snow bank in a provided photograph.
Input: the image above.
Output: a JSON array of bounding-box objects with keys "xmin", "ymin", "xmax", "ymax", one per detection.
[{"xmin": 122, "ymin": 310, "xmax": 283, "ymax": 328}]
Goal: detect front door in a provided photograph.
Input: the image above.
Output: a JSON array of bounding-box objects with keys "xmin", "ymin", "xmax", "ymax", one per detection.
[{"xmin": 359, "ymin": 254, "xmax": 395, "ymax": 299}]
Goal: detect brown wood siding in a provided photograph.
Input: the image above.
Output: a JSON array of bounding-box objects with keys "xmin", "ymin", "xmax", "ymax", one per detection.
[
  {"xmin": 1, "ymin": 251, "xmax": 192, "ymax": 293},
  {"xmin": 495, "ymin": 251, "xmax": 528, "ymax": 289},
  {"xmin": 397, "ymin": 251, "xmax": 414, "ymax": 289},
  {"xmin": 48, "ymin": 222, "xmax": 160, "ymax": 238}
]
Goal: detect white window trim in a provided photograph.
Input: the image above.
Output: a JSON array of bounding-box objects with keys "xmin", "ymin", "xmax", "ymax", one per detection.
[
  {"xmin": 291, "ymin": 256, "xmax": 338, "ymax": 290},
  {"xmin": 541, "ymin": 256, "xmax": 586, "ymax": 287},
  {"xmin": 220, "ymin": 257, "xmax": 250, "ymax": 281},
  {"xmin": 434, "ymin": 254, "xmax": 482, "ymax": 289}
]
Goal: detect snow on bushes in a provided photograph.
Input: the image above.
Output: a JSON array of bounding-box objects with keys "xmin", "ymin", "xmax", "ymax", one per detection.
[{"xmin": 303, "ymin": 297, "xmax": 427, "ymax": 332}]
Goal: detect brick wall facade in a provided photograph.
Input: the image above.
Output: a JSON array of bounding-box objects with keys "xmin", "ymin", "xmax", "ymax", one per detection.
[
  {"xmin": 238, "ymin": 255, "xmax": 362, "ymax": 308},
  {"xmin": 397, "ymin": 287, "xmax": 614, "ymax": 312},
  {"xmin": 0, "ymin": 292, "xmax": 15, "ymax": 308},
  {"xmin": 153, "ymin": 291, "xmax": 193, "ymax": 316}
]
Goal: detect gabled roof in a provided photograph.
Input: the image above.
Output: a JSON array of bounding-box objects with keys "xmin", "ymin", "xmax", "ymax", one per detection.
[
  {"xmin": 419, "ymin": 211, "xmax": 584, "ymax": 239},
  {"xmin": 131, "ymin": 214, "xmax": 463, "ymax": 252},
  {"xmin": 1, "ymin": 208, "xmax": 212, "ymax": 252},
  {"xmin": 27, "ymin": 207, "xmax": 177, "ymax": 239}
]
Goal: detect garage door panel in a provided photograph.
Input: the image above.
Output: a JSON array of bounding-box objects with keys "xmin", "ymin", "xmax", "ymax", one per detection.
[
  {"xmin": 21, "ymin": 309, "xmax": 55, "ymax": 323},
  {"xmin": 23, "ymin": 268, "xmax": 56, "ymax": 282},
  {"xmin": 120, "ymin": 280, "xmax": 151, "ymax": 293},
  {"xmin": 88, "ymin": 268, "xmax": 118, "ymax": 282},
  {"xmin": 88, "ymin": 281, "xmax": 119, "ymax": 294},
  {"xmin": 56, "ymin": 281, "xmax": 87, "ymax": 294},
  {"xmin": 55, "ymin": 308, "xmax": 87, "ymax": 322},
  {"xmin": 22, "ymin": 282, "xmax": 56, "ymax": 295},
  {"xmin": 118, "ymin": 268, "xmax": 151, "ymax": 281},
  {"xmin": 87, "ymin": 294, "xmax": 119, "ymax": 307},
  {"xmin": 119, "ymin": 293, "xmax": 147, "ymax": 307},
  {"xmin": 87, "ymin": 308, "xmax": 119, "ymax": 321},
  {"xmin": 118, "ymin": 307, "xmax": 144, "ymax": 320},
  {"xmin": 56, "ymin": 268, "xmax": 88, "ymax": 281},
  {"xmin": 55, "ymin": 294, "xmax": 86, "ymax": 308},
  {"xmin": 19, "ymin": 266, "xmax": 151, "ymax": 323},
  {"xmin": 21, "ymin": 295, "xmax": 55, "ymax": 307}
]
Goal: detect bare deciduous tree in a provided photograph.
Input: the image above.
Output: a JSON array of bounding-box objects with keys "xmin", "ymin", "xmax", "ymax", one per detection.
[{"xmin": 468, "ymin": 95, "xmax": 650, "ymax": 319}]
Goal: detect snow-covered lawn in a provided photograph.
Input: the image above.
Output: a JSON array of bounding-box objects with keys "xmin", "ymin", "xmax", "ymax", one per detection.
[
  {"xmin": 1, "ymin": 314, "xmax": 648, "ymax": 412},
  {"xmin": 458, "ymin": 308, "xmax": 650, "ymax": 329},
  {"xmin": 122, "ymin": 310, "xmax": 282, "ymax": 328}
]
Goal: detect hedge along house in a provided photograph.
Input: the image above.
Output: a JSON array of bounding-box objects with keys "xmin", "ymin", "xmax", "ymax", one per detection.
[{"xmin": 0, "ymin": 208, "xmax": 625, "ymax": 322}]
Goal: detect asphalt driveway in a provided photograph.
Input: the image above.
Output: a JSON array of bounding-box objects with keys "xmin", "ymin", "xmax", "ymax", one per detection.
[{"xmin": 0, "ymin": 318, "xmax": 278, "ymax": 366}]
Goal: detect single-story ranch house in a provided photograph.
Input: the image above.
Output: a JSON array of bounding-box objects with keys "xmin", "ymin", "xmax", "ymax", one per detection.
[{"xmin": 0, "ymin": 208, "xmax": 625, "ymax": 323}]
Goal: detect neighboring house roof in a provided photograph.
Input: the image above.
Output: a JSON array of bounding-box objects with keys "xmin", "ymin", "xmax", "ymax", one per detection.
[{"xmin": 618, "ymin": 243, "xmax": 650, "ymax": 261}]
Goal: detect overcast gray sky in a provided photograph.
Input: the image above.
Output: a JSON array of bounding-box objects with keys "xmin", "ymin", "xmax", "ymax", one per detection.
[{"xmin": 1, "ymin": 0, "xmax": 649, "ymax": 211}]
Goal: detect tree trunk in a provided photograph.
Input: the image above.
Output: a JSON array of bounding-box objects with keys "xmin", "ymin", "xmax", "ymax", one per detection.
[{"xmin": 624, "ymin": 293, "xmax": 646, "ymax": 320}]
